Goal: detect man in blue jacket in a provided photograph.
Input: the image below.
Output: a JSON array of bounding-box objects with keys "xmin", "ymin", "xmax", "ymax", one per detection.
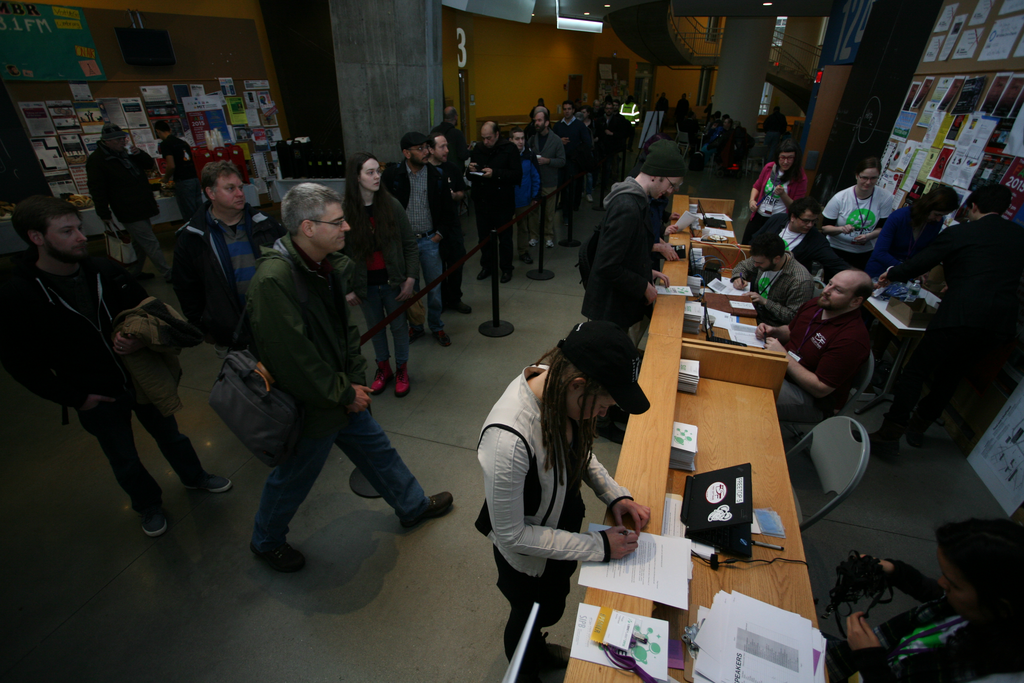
[{"xmin": 510, "ymin": 127, "xmax": 541, "ymax": 264}]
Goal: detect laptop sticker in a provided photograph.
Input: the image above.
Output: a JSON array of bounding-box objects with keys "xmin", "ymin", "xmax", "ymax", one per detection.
[
  {"xmin": 708, "ymin": 505, "xmax": 733, "ymax": 522},
  {"xmin": 735, "ymin": 477, "xmax": 745, "ymax": 504},
  {"xmin": 706, "ymin": 482, "xmax": 727, "ymax": 504}
]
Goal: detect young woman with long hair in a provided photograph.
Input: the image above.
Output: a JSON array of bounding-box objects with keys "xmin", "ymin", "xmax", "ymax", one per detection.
[
  {"xmin": 476, "ymin": 321, "xmax": 652, "ymax": 682},
  {"xmin": 822, "ymin": 157, "xmax": 894, "ymax": 269},
  {"xmin": 742, "ymin": 138, "xmax": 808, "ymax": 244},
  {"xmin": 865, "ymin": 185, "xmax": 960, "ymax": 279},
  {"xmin": 827, "ymin": 517, "xmax": 1024, "ymax": 682},
  {"xmin": 342, "ymin": 152, "xmax": 419, "ymax": 397}
]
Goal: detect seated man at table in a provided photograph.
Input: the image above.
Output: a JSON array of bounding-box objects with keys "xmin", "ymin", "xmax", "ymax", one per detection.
[
  {"xmin": 757, "ymin": 269, "xmax": 873, "ymax": 423},
  {"xmin": 731, "ymin": 233, "xmax": 816, "ymax": 327},
  {"xmin": 752, "ymin": 197, "xmax": 849, "ymax": 282}
]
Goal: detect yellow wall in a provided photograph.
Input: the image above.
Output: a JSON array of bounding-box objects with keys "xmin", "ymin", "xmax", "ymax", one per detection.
[
  {"xmin": 441, "ymin": 9, "xmax": 713, "ymax": 142},
  {"xmin": 68, "ymin": 0, "xmax": 288, "ymax": 136}
]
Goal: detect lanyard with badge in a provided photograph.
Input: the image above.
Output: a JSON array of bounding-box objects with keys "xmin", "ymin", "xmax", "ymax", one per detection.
[
  {"xmin": 850, "ymin": 189, "xmax": 874, "ymax": 234},
  {"xmin": 788, "ymin": 308, "xmax": 825, "ymax": 363}
]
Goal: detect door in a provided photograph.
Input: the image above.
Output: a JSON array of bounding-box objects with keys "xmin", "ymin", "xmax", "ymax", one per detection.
[
  {"xmin": 458, "ymin": 69, "xmax": 470, "ymax": 133},
  {"xmin": 567, "ymin": 74, "xmax": 582, "ymax": 104}
]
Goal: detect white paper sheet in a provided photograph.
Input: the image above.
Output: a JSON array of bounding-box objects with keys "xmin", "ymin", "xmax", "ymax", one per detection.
[
  {"xmin": 979, "ymin": 14, "xmax": 1024, "ymax": 60},
  {"xmin": 579, "ymin": 524, "xmax": 692, "ymax": 609},
  {"xmin": 569, "ymin": 604, "xmax": 670, "ymax": 681},
  {"xmin": 971, "ymin": 0, "xmax": 992, "ymax": 24},
  {"xmin": 663, "ymin": 494, "xmax": 713, "ymax": 561}
]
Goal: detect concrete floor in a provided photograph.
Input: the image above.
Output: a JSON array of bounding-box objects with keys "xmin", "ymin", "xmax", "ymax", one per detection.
[{"xmin": 0, "ymin": 165, "xmax": 1008, "ymax": 683}]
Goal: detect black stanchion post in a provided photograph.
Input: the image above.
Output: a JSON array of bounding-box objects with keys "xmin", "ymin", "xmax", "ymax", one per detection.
[
  {"xmin": 527, "ymin": 196, "xmax": 554, "ymax": 281},
  {"xmin": 478, "ymin": 228, "xmax": 514, "ymax": 337},
  {"xmin": 559, "ymin": 178, "xmax": 580, "ymax": 247}
]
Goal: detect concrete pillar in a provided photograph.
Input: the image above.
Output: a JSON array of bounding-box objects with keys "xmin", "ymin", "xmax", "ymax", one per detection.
[
  {"xmin": 329, "ymin": 0, "xmax": 444, "ymax": 162},
  {"xmin": 713, "ymin": 17, "xmax": 776, "ymax": 129}
]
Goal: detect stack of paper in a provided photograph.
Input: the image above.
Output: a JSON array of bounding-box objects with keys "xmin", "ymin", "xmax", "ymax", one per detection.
[
  {"xmin": 678, "ymin": 359, "xmax": 700, "ymax": 393},
  {"xmin": 570, "ymin": 604, "xmax": 670, "ymax": 682},
  {"xmin": 684, "ymin": 301, "xmax": 703, "ymax": 334},
  {"xmin": 693, "ymin": 591, "xmax": 826, "ymax": 683},
  {"xmin": 579, "ymin": 524, "xmax": 692, "ymax": 609},
  {"xmin": 687, "ymin": 275, "xmax": 702, "ymax": 290},
  {"xmin": 656, "ymin": 285, "xmax": 693, "ymax": 296},
  {"xmin": 691, "ymin": 247, "xmax": 705, "ymax": 271},
  {"xmin": 670, "ymin": 421, "xmax": 698, "ymax": 470}
]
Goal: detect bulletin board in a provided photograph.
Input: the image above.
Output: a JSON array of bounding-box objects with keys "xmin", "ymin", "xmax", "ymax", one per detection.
[
  {"xmin": 1, "ymin": 8, "xmax": 286, "ymax": 204},
  {"xmin": 874, "ymin": 0, "xmax": 1024, "ymax": 220}
]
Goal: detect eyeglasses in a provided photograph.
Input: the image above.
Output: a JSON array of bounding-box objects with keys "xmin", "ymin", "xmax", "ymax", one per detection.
[
  {"xmin": 310, "ymin": 218, "xmax": 347, "ymax": 227},
  {"xmin": 858, "ymin": 174, "xmax": 880, "ymax": 182},
  {"xmin": 797, "ymin": 215, "xmax": 818, "ymax": 223}
]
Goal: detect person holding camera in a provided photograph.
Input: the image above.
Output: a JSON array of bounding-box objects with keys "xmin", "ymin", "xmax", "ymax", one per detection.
[
  {"xmin": 475, "ymin": 321, "xmax": 652, "ymax": 682},
  {"xmin": 825, "ymin": 518, "xmax": 1024, "ymax": 682}
]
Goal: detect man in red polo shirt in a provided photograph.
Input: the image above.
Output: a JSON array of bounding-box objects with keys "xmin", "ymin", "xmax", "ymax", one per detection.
[{"xmin": 756, "ymin": 269, "xmax": 873, "ymax": 422}]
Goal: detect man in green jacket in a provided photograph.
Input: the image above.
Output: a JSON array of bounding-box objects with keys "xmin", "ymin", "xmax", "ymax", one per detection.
[{"xmin": 246, "ymin": 183, "xmax": 453, "ymax": 572}]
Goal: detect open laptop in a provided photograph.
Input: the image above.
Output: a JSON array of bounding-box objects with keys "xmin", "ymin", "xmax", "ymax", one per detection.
[
  {"xmin": 681, "ymin": 463, "xmax": 753, "ymax": 557},
  {"xmin": 703, "ymin": 299, "xmax": 747, "ymax": 348},
  {"xmin": 697, "ymin": 199, "xmax": 728, "ymax": 228}
]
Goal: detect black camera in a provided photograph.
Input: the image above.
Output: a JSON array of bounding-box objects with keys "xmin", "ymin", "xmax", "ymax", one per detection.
[{"xmin": 822, "ymin": 551, "xmax": 893, "ymax": 636}]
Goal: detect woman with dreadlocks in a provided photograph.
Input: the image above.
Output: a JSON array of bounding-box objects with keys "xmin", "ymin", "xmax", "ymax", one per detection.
[{"xmin": 475, "ymin": 321, "xmax": 652, "ymax": 682}]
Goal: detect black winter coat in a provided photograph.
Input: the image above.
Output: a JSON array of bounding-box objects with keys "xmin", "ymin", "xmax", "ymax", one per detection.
[
  {"xmin": 581, "ymin": 178, "xmax": 653, "ymax": 329},
  {"xmin": 171, "ymin": 202, "xmax": 285, "ymax": 347},
  {"xmin": 381, "ymin": 161, "xmax": 457, "ymax": 239},
  {"xmin": 754, "ymin": 212, "xmax": 850, "ymax": 282},
  {"xmin": 469, "ymin": 138, "xmax": 522, "ymax": 214},
  {"xmin": 85, "ymin": 144, "xmax": 159, "ymax": 223},
  {"xmin": 0, "ymin": 253, "xmax": 147, "ymax": 413}
]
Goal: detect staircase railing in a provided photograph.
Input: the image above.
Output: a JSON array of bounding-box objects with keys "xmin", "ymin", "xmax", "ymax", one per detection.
[
  {"xmin": 667, "ymin": 9, "xmax": 723, "ymax": 61},
  {"xmin": 768, "ymin": 33, "xmax": 821, "ymax": 82}
]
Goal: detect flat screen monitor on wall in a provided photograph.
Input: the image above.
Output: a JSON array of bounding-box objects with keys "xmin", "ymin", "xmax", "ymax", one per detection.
[{"xmin": 114, "ymin": 28, "xmax": 176, "ymax": 66}]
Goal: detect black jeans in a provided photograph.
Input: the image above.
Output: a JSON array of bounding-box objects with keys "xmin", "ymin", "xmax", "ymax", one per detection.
[
  {"xmin": 886, "ymin": 326, "xmax": 1008, "ymax": 424},
  {"xmin": 741, "ymin": 212, "xmax": 769, "ymax": 245},
  {"xmin": 493, "ymin": 488, "xmax": 586, "ymax": 680},
  {"xmin": 475, "ymin": 200, "xmax": 514, "ymax": 273},
  {"xmin": 439, "ymin": 228, "xmax": 466, "ymax": 306},
  {"xmin": 76, "ymin": 393, "xmax": 204, "ymax": 513}
]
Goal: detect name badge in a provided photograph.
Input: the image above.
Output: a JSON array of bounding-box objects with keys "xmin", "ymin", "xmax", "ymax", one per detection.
[{"xmin": 788, "ymin": 350, "xmax": 802, "ymax": 363}]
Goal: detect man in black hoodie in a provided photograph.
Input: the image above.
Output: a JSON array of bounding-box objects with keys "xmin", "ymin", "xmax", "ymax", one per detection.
[
  {"xmin": 85, "ymin": 123, "xmax": 171, "ymax": 282},
  {"xmin": 0, "ymin": 196, "xmax": 231, "ymax": 538},
  {"xmin": 172, "ymin": 160, "xmax": 285, "ymax": 354},
  {"xmin": 469, "ymin": 121, "xmax": 522, "ymax": 283}
]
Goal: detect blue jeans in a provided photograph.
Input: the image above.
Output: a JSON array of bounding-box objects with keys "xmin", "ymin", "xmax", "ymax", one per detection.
[
  {"xmin": 251, "ymin": 410, "xmax": 430, "ymax": 551},
  {"xmin": 359, "ymin": 284, "xmax": 409, "ymax": 366},
  {"xmin": 76, "ymin": 393, "xmax": 205, "ymax": 513},
  {"xmin": 174, "ymin": 177, "xmax": 202, "ymax": 222},
  {"xmin": 411, "ymin": 235, "xmax": 444, "ymax": 333}
]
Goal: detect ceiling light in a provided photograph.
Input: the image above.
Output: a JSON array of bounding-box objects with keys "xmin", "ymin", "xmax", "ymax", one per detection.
[
  {"xmin": 762, "ymin": 2, "xmax": 772, "ymax": 4},
  {"xmin": 584, "ymin": 11, "xmax": 590, "ymax": 14},
  {"xmin": 604, "ymin": 3, "xmax": 611, "ymax": 6},
  {"xmin": 557, "ymin": 16, "xmax": 604, "ymax": 32}
]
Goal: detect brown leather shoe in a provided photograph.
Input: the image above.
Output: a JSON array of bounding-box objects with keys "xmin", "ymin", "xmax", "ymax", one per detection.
[{"xmin": 401, "ymin": 492, "xmax": 454, "ymax": 528}]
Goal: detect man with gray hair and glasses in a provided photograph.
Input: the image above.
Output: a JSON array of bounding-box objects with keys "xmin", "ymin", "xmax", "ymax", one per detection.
[{"xmin": 245, "ymin": 183, "xmax": 454, "ymax": 573}]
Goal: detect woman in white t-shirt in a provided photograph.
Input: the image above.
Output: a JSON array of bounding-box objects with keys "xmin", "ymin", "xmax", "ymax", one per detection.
[{"xmin": 821, "ymin": 157, "xmax": 893, "ymax": 269}]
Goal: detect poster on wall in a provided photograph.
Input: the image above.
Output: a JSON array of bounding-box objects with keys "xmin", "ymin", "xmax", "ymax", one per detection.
[
  {"xmin": 139, "ymin": 85, "xmax": 170, "ymax": 102},
  {"xmin": 18, "ymin": 102, "xmax": 57, "ymax": 137},
  {"xmin": 58, "ymin": 134, "xmax": 87, "ymax": 165},
  {"xmin": 69, "ymin": 164, "xmax": 89, "ymax": 194},
  {"xmin": 0, "ymin": 4, "xmax": 105, "ymax": 81},
  {"xmin": 31, "ymin": 137, "xmax": 67, "ymax": 171},
  {"xmin": 981, "ymin": 72, "xmax": 1013, "ymax": 113},
  {"xmin": 73, "ymin": 101, "xmax": 103, "ymax": 133},
  {"xmin": 119, "ymin": 97, "xmax": 148, "ymax": 129},
  {"xmin": 219, "ymin": 78, "xmax": 236, "ymax": 96},
  {"xmin": 45, "ymin": 170, "xmax": 77, "ymax": 197},
  {"xmin": 226, "ymin": 97, "xmax": 247, "ymax": 125},
  {"xmin": 952, "ymin": 76, "xmax": 988, "ymax": 114},
  {"xmin": 46, "ymin": 100, "xmax": 79, "ymax": 132},
  {"xmin": 968, "ymin": 379, "xmax": 1024, "ymax": 515},
  {"xmin": 978, "ymin": 14, "xmax": 1024, "ymax": 60},
  {"xmin": 97, "ymin": 98, "xmax": 127, "ymax": 129},
  {"xmin": 893, "ymin": 110, "xmax": 917, "ymax": 138}
]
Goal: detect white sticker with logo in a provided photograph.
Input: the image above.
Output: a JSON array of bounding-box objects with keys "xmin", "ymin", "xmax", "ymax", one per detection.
[
  {"xmin": 708, "ymin": 505, "xmax": 733, "ymax": 522},
  {"xmin": 705, "ymin": 482, "xmax": 727, "ymax": 504},
  {"xmin": 735, "ymin": 477, "xmax": 745, "ymax": 504}
]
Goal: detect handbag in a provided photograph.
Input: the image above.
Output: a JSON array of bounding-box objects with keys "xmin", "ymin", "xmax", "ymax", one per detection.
[
  {"xmin": 104, "ymin": 221, "xmax": 137, "ymax": 265},
  {"xmin": 406, "ymin": 296, "xmax": 426, "ymax": 326},
  {"xmin": 208, "ymin": 244, "xmax": 308, "ymax": 467}
]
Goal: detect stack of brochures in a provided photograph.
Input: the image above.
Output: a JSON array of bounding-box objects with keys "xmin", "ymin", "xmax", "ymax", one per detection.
[
  {"xmin": 670, "ymin": 421, "xmax": 698, "ymax": 471},
  {"xmin": 693, "ymin": 591, "xmax": 825, "ymax": 683},
  {"xmin": 687, "ymin": 275, "xmax": 702, "ymax": 290},
  {"xmin": 691, "ymin": 247, "xmax": 704, "ymax": 272},
  {"xmin": 683, "ymin": 301, "xmax": 703, "ymax": 334},
  {"xmin": 678, "ymin": 359, "xmax": 700, "ymax": 393}
]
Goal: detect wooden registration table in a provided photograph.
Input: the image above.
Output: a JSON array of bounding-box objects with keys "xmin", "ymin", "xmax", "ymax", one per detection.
[{"xmin": 565, "ymin": 234, "xmax": 816, "ymax": 682}]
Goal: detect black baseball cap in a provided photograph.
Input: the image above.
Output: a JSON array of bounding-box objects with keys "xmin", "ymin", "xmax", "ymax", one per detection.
[
  {"xmin": 400, "ymin": 131, "xmax": 430, "ymax": 149},
  {"xmin": 557, "ymin": 321, "xmax": 650, "ymax": 414}
]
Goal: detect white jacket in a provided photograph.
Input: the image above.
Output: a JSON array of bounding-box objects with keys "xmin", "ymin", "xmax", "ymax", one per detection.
[{"xmin": 478, "ymin": 366, "xmax": 632, "ymax": 577}]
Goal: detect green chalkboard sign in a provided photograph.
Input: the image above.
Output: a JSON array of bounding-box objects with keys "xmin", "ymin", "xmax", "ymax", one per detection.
[{"xmin": 0, "ymin": 4, "xmax": 105, "ymax": 81}]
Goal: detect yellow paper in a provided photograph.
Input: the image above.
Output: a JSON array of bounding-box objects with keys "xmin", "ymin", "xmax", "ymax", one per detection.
[
  {"xmin": 590, "ymin": 606, "xmax": 614, "ymax": 643},
  {"xmin": 932, "ymin": 115, "xmax": 954, "ymax": 149},
  {"xmin": 917, "ymin": 149, "xmax": 941, "ymax": 181}
]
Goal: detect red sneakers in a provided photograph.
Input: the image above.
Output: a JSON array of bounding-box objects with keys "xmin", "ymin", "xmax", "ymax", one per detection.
[
  {"xmin": 371, "ymin": 360, "xmax": 393, "ymax": 395},
  {"xmin": 395, "ymin": 362, "xmax": 410, "ymax": 397}
]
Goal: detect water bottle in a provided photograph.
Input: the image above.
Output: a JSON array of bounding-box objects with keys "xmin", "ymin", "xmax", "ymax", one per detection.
[{"xmin": 905, "ymin": 279, "xmax": 921, "ymax": 303}]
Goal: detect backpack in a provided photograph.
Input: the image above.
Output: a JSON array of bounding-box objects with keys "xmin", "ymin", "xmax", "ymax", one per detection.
[
  {"xmin": 689, "ymin": 151, "xmax": 705, "ymax": 172},
  {"xmin": 208, "ymin": 243, "xmax": 308, "ymax": 467}
]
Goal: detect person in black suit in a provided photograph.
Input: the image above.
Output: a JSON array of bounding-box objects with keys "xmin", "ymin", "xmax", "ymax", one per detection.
[
  {"xmin": 753, "ymin": 197, "xmax": 849, "ymax": 282},
  {"xmin": 870, "ymin": 185, "xmax": 1024, "ymax": 453}
]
